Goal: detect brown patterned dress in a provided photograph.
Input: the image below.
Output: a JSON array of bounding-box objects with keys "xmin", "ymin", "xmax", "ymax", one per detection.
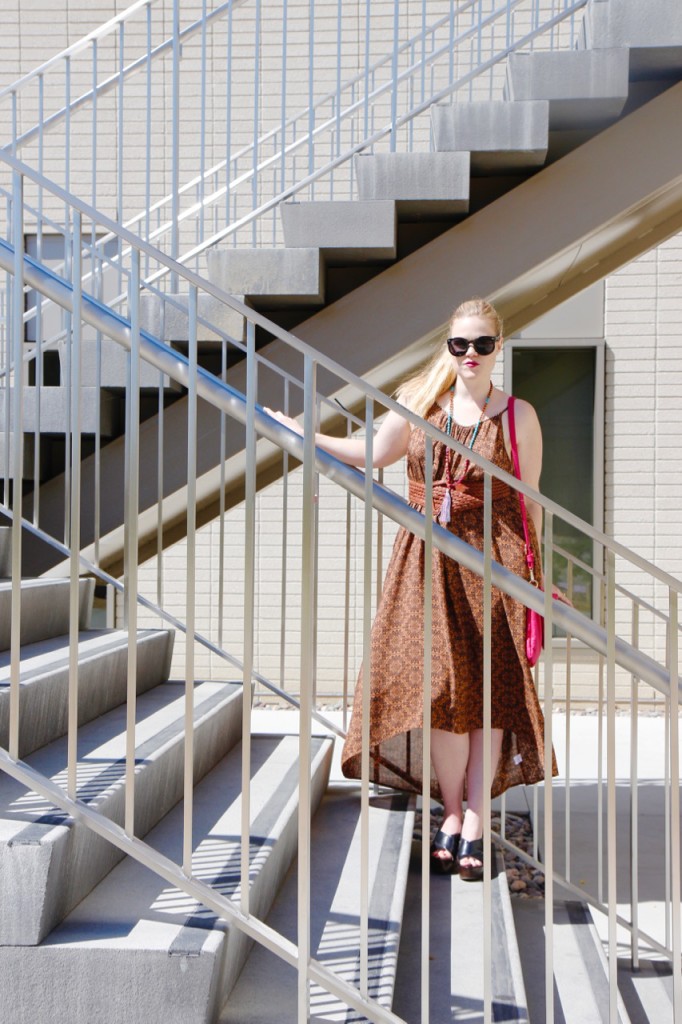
[{"xmin": 341, "ymin": 401, "xmax": 557, "ymax": 799}]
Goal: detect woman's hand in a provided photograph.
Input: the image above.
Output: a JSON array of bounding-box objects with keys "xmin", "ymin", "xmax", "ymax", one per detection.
[
  {"xmin": 263, "ymin": 407, "xmax": 304, "ymax": 436},
  {"xmin": 551, "ymin": 588, "xmax": 573, "ymax": 607}
]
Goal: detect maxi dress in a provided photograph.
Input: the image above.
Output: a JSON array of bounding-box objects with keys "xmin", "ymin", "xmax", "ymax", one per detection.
[{"xmin": 341, "ymin": 400, "xmax": 558, "ymax": 799}]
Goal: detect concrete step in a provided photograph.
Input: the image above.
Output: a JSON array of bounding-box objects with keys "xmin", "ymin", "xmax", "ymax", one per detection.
[
  {"xmin": 505, "ymin": 48, "xmax": 630, "ymax": 129},
  {"xmin": 138, "ymin": 291, "xmax": 246, "ymax": 348},
  {"xmin": 0, "ymin": 577, "xmax": 94, "ymax": 651},
  {"xmin": 392, "ymin": 846, "xmax": 529, "ymax": 1022},
  {"xmin": 431, "ymin": 100, "xmax": 549, "ymax": 172},
  {"xmin": 0, "ymin": 627, "xmax": 174, "ymax": 758},
  {"xmin": 581, "ymin": 0, "xmax": 682, "ymax": 79},
  {"xmin": 0, "ymin": 678, "xmax": 244, "ymax": 945},
  {"xmin": 0, "ymin": 385, "xmax": 117, "ymax": 436},
  {"xmin": 354, "ymin": 151, "xmax": 470, "ymax": 216},
  {"xmin": 0, "ymin": 731, "xmax": 333, "ymax": 1024},
  {"xmin": 206, "ymin": 246, "xmax": 324, "ymax": 308},
  {"xmin": 281, "ymin": 200, "xmax": 397, "ymax": 262},
  {"xmin": 65, "ymin": 337, "xmax": 177, "ymax": 390},
  {"xmin": 512, "ymin": 899, "xmax": 632, "ymax": 1023},
  {"xmin": 221, "ymin": 787, "xmax": 415, "ymax": 1023}
]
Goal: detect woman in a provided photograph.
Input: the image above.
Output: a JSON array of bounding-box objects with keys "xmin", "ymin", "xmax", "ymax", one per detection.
[{"xmin": 267, "ymin": 297, "xmax": 559, "ymax": 879}]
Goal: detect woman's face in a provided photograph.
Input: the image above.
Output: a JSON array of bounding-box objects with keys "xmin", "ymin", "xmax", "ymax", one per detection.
[{"xmin": 447, "ymin": 314, "xmax": 502, "ymax": 380}]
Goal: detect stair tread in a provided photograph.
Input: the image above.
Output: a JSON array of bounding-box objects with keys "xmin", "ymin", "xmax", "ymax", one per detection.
[
  {"xmin": 0, "ymin": 679, "xmax": 241, "ymax": 821},
  {"xmin": 222, "ymin": 786, "xmax": 415, "ymax": 1023},
  {"xmin": 47, "ymin": 733, "xmax": 330, "ymax": 940},
  {"xmin": 0, "ymin": 627, "xmax": 167, "ymax": 681}
]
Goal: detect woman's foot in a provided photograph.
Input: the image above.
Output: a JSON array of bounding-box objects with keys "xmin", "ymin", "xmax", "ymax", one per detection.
[
  {"xmin": 430, "ymin": 829, "xmax": 461, "ymax": 874},
  {"xmin": 457, "ymin": 836, "xmax": 484, "ymax": 881}
]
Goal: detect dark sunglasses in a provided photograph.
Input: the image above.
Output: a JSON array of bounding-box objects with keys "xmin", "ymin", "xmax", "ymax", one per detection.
[{"xmin": 446, "ymin": 335, "xmax": 499, "ymax": 357}]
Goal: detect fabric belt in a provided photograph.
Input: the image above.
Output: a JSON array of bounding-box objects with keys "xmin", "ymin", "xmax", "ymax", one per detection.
[{"xmin": 408, "ymin": 477, "xmax": 514, "ymax": 516}]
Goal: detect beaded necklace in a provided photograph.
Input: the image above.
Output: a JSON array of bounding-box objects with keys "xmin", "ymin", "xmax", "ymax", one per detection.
[{"xmin": 439, "ymin": 380, "xmax": 494, "ymax": 525}]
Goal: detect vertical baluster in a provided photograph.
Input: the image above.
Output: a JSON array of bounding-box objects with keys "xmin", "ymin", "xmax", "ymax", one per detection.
[
  {"xmin": 483, "ymin": 471, "xmax": 493, "ymax": 1024},
  {"xmin": 117, "ymin": 25, "xmax": 125, "ymax": 293},
  {"xmin": 171, "ymin": 0, "xmax": 180, "ymax": 286},
  {"xmin": 252, "ymin": 0, "xmax": 261, "ymax": 246},
  {"xmin": 665, "ymin": 625, "xmax": 671, "ymax": 951},
  {"xmin": 63, "ymin": 62, "xmax": 72, "ymax": 548},
  {"xmin": 630, "ymin": 602, "xmax": 640, "ymax": 970},
  {"xmin": 390, "ymin": 0, "xmax": 399, "ymax": 152},
  {"xmin": 543, "ymin": 510, "xmax": 555, "ymax": 1024},
  {"xmin": 124, "ymin": 248, "xmax": 141, "ymax": 836},
  {"xmin": 200, "ymin": 0, "xmax": 208, "ymax": 246},
  {"xmin": 669, "ymin": 588, "xmax": 682, "ymax": 1019},
  {"xmin": 241, "ymin": 319, "xmax": 257, "ymax": 914},
  {"xmin": 278, "ymin": 379, "xmax": 290, "ymax": 691},
  {"xmin": 226, "ymin": 0, "xmax": 233, "ymax": 227},
  {"xmin": 183, "ymin": 285, "xmax": 199, "ymax": 876},
  {"xmin": 281, "ymin": 0, "xmax": 288, "ymax": 199},
  {"xmin": 364, "ymin": 0, "xmax": 371, "ymax": 142},
  {"xmin": 9, "ymin": 172, "xmax": 25, "ymax": 763},
  {"xmin": 34, "ymin": 75, "xmax": 45, "ymax": 528},
  {"xmin": 420, "ymin": 0, "xmax": 426, "ymax": 105},
  {"xmin": 67, "ymin": 212, "xmax": 83, "ymax": 802},
  {"xmin": 145, "ymin": 3, "xmax": 152, "ymax": 259},
  {"xmin": 598, "ymin": 577, "xmax": 605, "ymax": 904},
  {"xmin": 336, "ymin": 0, "xmax": 342, "ymax": 158},
  {"xmin": 343, "ymin": 475, "xmax": 351, "ymax": 731},
  {"xmin": 308, "ymin": 0, "xmax": 315, "ymax": 183},
  {"xmin": 298, "ymin": 354, "xmax": 316, "ymax": 1023},
  {"xmin": 218, "ymin": 339, "xmax": 228, "ymax": 651},
  {"xmin": 156, "ymin": 362, "xmax": 164, "ymax": 610},
  {"xmin": 360, "ymin": 396, "xmax": 374, "ymax": 1000},
  {"xmin": 605, "ymin": 549, "xmax": 618, "ymax": 1023},
  {"xmin": 565, "ymin": 558, "xmax": 573, "ymax": 881},
  {"xmin": 421, "ymin": 435, "xmax": 433, "ymax": 1024}
]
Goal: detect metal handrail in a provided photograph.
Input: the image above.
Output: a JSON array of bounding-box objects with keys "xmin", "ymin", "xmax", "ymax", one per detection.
[
  {"xmin": 1, "ymin": 146, "xmax": 679, "ymax": 600},
  {"xmin": 0, "ymin": 229, "xmax": 677, "ymax": 698}
]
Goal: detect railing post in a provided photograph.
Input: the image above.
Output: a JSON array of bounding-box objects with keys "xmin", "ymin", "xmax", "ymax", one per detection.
[
  {"xmin": 543, "ymin": 509, "xmax": 555, "ymax": 1024},
  {"xmin": 669, "ymin": 587, "xmax": 682, "ymax": 1017},
  {"xmin": 171, "ymin": 0, "xmax": 180, "ymax": 285},
  {"xmin": 298, "ymin": 353, "xmax": 316, "ymax": 1022},
  {"xmin": 483, "ymin": 471, "xmax": 493, "ymax": 1024},
  {"xmin": 183, "ymin": 284, "xmax": 199, "ymax": 875},
  {"xmin": 67, "ymin": 211, "xmax": 83, "ymax": 802},
  {"xmin": 360, "ymin": 395, "xmax": 374, "ymax": 1000},
  {"xmin": 630, "ymin": 603, "xmax": 640, "ymax": 970},
  {"xmin": 605, "ymin": 548, "xmax": 618, "ymax": 1023},
  {"xmin": 124, "ymin": 248, "xmax": 142, "ymax": 836},
  {"xmin": 9, "ymin": 170, "xmax": 25, "ymax": 762},
  {"xmin": 241, "ymin": 317, "xmax": 257, "ymax": 914},
  {"xmin": 421, "ymin": 436, "xmax": 433, "ymax": 1024}
]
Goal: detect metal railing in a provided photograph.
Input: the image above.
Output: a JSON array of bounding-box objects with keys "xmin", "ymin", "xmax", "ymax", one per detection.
[
  {"xmin": 1, "ymin": 150, "xmax": 682, "ymax": 1023},
  {"xmin": 0, "ymin": 0, "xmax": 588, "ymax": 268}
]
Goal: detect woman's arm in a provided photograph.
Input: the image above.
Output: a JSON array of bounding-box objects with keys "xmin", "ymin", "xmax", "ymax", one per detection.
[{"xmin": 262, "ymin": 406, "xmax": 412, "ymax": 469}]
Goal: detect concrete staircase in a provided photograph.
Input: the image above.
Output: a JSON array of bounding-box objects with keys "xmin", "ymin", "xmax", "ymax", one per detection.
[
  {"xmin": 20, "ymin": 0, "xmax": 682, "ymax": 577},
  {"xmin": 0, "ymin": 545, "xmax": 432, "ymax": 1022}
]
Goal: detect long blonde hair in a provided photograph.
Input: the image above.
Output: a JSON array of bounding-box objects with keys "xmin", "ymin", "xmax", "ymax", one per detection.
[{"xmin": 396, "ymin": 297, "xmax": 503, "ymax": 418}]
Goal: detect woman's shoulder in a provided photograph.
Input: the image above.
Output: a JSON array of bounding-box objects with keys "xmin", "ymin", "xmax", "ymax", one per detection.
[{"xmin": 507, "ymin": 395, "xmax": 541, "ymax": 435}]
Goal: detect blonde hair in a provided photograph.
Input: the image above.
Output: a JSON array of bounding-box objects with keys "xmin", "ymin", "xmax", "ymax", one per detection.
[{"xmin": 395, "ymin": 297, "xmax": 503, "ymax": 418}]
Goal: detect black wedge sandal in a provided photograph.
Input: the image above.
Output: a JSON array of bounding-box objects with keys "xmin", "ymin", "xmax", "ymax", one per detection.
[
  {"xmin": 457, "ymin": 837, "xmax": 484, "ymax": 881},
  {"xmin": 430, "ymin": 830, "xmax": 461, "ymax": 875}
]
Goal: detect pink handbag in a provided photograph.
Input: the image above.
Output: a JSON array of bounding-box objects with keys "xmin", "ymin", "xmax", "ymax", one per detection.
[{"xmin": 508, "ymin": 397, "xmax": 543, "ymax": 667}]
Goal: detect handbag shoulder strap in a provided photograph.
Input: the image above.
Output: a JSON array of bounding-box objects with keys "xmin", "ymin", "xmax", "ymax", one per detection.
[{"xmin": 508, "ymin": 397, "xmax": 537, "ymax": 582}]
